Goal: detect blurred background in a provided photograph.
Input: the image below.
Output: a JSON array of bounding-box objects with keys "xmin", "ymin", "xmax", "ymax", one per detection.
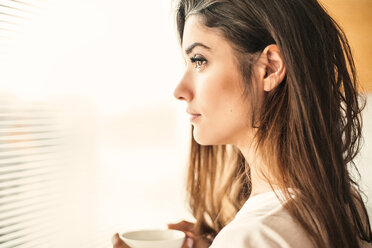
[{"xmin": 0, "ymin": 0, "xmax": 371, "ymax": 247}]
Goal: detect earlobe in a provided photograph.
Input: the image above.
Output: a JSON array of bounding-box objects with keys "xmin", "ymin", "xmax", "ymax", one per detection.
[{"xmin": 262, "ymin": 45, "xmax": 286, "ymax": 92}]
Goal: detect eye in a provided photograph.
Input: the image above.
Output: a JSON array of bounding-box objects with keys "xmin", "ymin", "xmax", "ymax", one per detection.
[{"xmin": 190, "ymin": 55, "xmax": 207, "ymax": 71}]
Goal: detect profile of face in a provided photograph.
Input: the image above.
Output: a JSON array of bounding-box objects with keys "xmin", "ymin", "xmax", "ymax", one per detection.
[{"xmin": 173, "ymin": 15, "xmax": 257, "ymax": 146}]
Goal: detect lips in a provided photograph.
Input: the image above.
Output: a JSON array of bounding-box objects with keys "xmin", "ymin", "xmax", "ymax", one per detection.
[
  {"xmin": 186, "ymin": 108, "xmax": 201, "ymax": 122},
  {"xmin": 186, "ymin": 108, "xmax": 201, "ymax": 116}
]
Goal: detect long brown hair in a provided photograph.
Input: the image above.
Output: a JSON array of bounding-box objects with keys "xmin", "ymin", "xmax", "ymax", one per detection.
[{"xmin": 175, "ymin": 0, "xmax": 372, "ymax": 247}]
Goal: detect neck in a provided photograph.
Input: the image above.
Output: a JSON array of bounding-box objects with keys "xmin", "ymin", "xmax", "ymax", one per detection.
[{"xmin": 237, "ymin": 141, "xmax": 279, "ymax": 197}]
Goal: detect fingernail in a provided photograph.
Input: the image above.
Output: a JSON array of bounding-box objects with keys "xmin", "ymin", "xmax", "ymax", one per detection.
[
  {"xmin": 187, "ymin": 237, "xmax": 194, "ymax": 248},
  {"xmin": 185, "ymin": 231, "xmax": 193, "ymax": 238}
]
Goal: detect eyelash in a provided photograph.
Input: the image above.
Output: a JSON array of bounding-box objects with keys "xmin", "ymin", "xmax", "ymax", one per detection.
[{"xmin": 190, "ymin": 55, "xmax": 207, "ymax": 71}]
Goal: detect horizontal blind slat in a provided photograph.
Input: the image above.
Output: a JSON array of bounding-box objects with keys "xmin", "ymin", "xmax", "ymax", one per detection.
[
  {"xmin": 0, "ymin": 152, "xmax": 60, "ymax": 165},
  {"xmin": 0, "ymin": 166, "xmax": 60, "ymax": 181},
  {"xmin": 0, "ymin": 170, "xmax": 60, "ymax": 190},
  {"xmin": 0, "ymin": 145, "xmax": 61, "ymax": 158},
  {"xmin": 0, "ymin": 127, "xmax": 61, "ymax": 133},
  {"xmin": 0, "ymin": 0, "xmax": 38, "ymax": 9},
  {"xmin": 0, "ymin": 133, "xmax": 62, "ymax": 142},
  {"xmin": 0, "ymin": 119, "xmax": 58, "ymax": 125},
  {"xmin": 0, "ymin": 140, "xmax": 63, "ymax": 150},
  {"xmin": 0, "ymin": 159, "xmax": 61, "ymax": 173},
  {"xmin": 0, "ymin": 180, "xmax": 60, "ymax": 202}
]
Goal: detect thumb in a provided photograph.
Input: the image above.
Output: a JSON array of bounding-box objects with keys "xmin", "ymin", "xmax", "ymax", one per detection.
[{"xmin": 111, "ymin": 233, "xmax": 130, "ymax": 248}]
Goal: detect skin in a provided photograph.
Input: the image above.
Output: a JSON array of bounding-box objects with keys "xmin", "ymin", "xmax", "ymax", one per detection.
[
  {"xmin": 174, "ymin": 15, "xmax": 286, "ymax": 197},
  {"xmin": 112, "ymin": 15, "xmax": 286, "ymax": 248},
  {"xmin": 175, "ymin": 16, "xmax": 253, "ymax": 146}
]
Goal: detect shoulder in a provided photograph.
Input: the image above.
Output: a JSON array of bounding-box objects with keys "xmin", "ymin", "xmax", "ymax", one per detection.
[{"xmin": 210, "ymin": 194, "xmax": 314, "ymax": 248}]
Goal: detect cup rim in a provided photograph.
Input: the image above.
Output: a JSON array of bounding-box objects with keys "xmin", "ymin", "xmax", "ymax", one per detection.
[{"xmin": 121, "ymin": 229, "xmax": 185, "ymax": 242}]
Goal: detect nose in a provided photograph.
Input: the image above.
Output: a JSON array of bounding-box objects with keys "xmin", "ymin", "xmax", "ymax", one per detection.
[{"xmin": 173, "ymin": 73, "xmax": 193, "ymax": 102}]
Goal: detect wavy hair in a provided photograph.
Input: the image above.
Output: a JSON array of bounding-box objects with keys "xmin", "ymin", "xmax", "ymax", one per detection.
[{"xmin": 175, "ymin": 0, "xmax": 371, "ymax": 247}]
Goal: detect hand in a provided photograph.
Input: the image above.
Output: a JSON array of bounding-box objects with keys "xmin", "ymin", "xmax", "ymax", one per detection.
[
  {"xmin": 168, "ymin": 220, "xmax": 211, "ymax": 248},
  {"xmin": 111, "ymin": 233, "xmax": 130, "ymax": 248},
  {"xmin": 111, "ymin": 221, "xmax": 212, "ymax": 248}
]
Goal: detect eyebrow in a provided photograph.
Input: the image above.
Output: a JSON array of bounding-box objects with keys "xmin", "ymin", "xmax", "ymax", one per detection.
[{"xmin": 185, "ymin": 42, "xmax": 211, "ymax": 55}]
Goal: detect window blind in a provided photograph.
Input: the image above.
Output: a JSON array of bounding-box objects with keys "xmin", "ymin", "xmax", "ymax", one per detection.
[
  {"xmin": 0, "ymin": 2, "xmax": 109, "ymax": 247},
  {"xmin": 0, "ymin": 94, "xmax": 66, "ymax": 248},
  {"xmin": 0, "ymin": 0, "xmax": 38, "ymax": 39},
  {"xmin": 0, "ymin": 1, "xmax": 61, "ymax": 247},
  {"xmin": 0, "ymin": 1, "xmax": 189, "ymax": 247}
]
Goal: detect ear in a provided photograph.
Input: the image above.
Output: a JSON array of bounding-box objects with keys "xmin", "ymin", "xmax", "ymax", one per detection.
[{"xmin": 259, "ymin": 44, "xmax": 286, "ymax": 92}]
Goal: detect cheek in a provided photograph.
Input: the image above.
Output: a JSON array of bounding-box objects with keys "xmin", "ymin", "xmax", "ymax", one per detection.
[
  {"xmin": 197, "ymin": 69, "xmax": 244, "ymax": 118},
  {"xmin": 192, "ymin": 70, "xmax": 250, "ymax": 144}
]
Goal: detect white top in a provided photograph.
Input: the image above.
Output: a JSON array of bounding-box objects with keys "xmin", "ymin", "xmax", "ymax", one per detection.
[
  {"xmin": 209, "ymin": 190, "xmax": 314, "ymax": 248},
  {"xmin": 209, "ymin": 190, "xmax": 372, "ymax": 248}
]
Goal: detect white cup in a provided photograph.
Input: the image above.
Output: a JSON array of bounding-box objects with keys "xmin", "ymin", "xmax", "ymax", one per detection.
[{"xmin": 119, "ymin": 229, "xmax": 186, "ymax": 248}]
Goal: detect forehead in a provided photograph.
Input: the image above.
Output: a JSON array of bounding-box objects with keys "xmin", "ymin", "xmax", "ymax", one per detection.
[{"xmin": 182, "ymin": 15, "xmax": 229, "ymax": 54}]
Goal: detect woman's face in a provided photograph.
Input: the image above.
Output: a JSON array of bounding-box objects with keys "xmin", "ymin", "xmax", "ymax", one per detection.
[{"xmin": 174, "ymin": 15, "xmax": 257, "ymax": 146}]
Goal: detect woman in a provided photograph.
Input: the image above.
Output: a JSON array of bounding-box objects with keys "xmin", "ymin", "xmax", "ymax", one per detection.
[{"xmin": 113, "ymin": 0, "xmax": 372, "ymax": 247}]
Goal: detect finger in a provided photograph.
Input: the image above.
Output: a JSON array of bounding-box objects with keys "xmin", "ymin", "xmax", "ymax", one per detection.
[
  {"xmin": 185, "ymin": 232, "xmax": 211, "ymax": 248},
  {"xmin": 186, "ymin": 237, "xmax": 194, "ymax": 248},
  {"xmin": 112, "ymin": 233, "xmax": 130, "ymax": 248},
  {"xmin": 182, "ymin": 237, "xmax": 194, "ymax": 248},
  {"xmin": 182, "ymin": 239, "xmax": 189, "ymax": 248},
  {"xmin": 167, "ymin": 220, "xmax": 195, "ymax": 232},
  {"xmin": 185, "ymin": 231, "xmax": 197, "ymax": 240}
]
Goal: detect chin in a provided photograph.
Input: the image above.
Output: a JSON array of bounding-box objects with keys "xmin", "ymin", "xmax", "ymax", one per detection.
[
  {"xmin": 193, "ymin": 137, "xmax": 212, "ymax": 146},
  {"xmin": 192, "ymin": 128, "xmax": 224, "ymax": 146}
]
